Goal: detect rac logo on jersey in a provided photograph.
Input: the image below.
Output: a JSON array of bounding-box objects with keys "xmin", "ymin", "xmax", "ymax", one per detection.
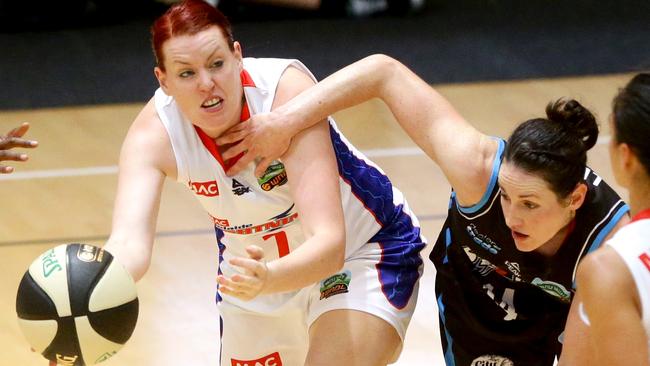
[
  {"xmin": 471, "ymin": 354, "xmax": 513, "ymax": 366},
  {"xmin": 189, "ymin": 180, "xmax": 219, "ymax": 197},
  {"xmin": 231, "ymin": 352, "xmax": 282, "ymax": 366}
]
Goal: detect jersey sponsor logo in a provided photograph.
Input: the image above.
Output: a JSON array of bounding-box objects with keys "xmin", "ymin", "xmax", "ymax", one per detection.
[
  {"xmin": 470, "ymin": 354, "xmax": 514, "ymax": 366},
  {"xmin": 189, "ymin": 180, "xmax": 220, "ymax": 197},
  {"xmin": 209, "ymin": 211, "xmax": 299, "ymax": 235},
  {"xmin": 231, "ymin": 352, "xmax": 283, "ymax": 366},
  {"xmin": 463, "ymin": 246, "xmax": 497, "ymax": 276},
  {"xmin": 639, "ymin": 252, "xmax": 650, "ymax": 272},
  {"xmin": 258, "ymin": 161, "xmax": 287, "ymax": 191},
  {"xmin": 531, "ymin": 277, "xmax": 571, "ymax": 302},
  {"xmin": 504, "ymin": 261, "xmax": 521, "ymax": 281},
  {"xmin": 466, "ymin": 224, "xmax": 502, "ymax": 254},
  {"xmin": 320, "ymin": 270, "xmax": 351, "ymax": 299},
  {"xmin": 232, "ymin": 179, "xmax": 251, "ymax": 196}
]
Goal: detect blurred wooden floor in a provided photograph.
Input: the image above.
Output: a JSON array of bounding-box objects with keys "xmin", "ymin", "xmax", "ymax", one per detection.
[{"xmin": 0, "ymin": 73, "xmax": 633, "ymax": 365}]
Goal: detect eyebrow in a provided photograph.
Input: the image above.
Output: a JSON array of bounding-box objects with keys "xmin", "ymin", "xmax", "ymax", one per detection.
[
  {"xmin": 498, "ymin": 185, "xmax": 539, "ymax": 198},
  {"xmin": 171, "ymin": 45, "xmax": 222, "ymax": 66}
]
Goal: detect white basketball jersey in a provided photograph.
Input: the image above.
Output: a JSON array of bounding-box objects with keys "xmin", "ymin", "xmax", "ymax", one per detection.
[
  {"xmin": 154, "ymin": 57, "xmax": 420, "ymax": 311},
  {"xmin": 607, "ymin": 211, "xmax": 650, "ymax": 348}
]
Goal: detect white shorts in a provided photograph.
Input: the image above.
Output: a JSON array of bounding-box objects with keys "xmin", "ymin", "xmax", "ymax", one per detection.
[{"xmin": 218, "ymin": 242, "xmax": 423, "ymax": 366}]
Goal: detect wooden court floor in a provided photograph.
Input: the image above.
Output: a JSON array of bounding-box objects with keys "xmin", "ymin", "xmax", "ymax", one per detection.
[{"xmin": 0, "ymin": 73, "xmax": 634, "ymax": 365}]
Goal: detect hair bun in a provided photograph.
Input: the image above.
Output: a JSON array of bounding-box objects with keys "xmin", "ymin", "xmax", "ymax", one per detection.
[{"xmin": 546, "ymin": 98, "xmax": 599, "ymax": 151}]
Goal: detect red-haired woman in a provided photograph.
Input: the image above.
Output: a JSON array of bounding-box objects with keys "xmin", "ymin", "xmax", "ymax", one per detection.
[{"xmin": 104, "ymin": 1, "xmax": 425, "ymax": 365}]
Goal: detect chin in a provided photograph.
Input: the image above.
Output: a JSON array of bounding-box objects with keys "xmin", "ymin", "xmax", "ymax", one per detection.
[{"xmin": 513, "ymin": 238, "xmax": 539, "ymax": 252}]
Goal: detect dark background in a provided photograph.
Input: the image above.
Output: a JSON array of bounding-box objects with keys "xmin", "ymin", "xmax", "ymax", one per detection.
[{"xmin": 1, "ymin": 0, "xmax": 649, "ymax": 110}]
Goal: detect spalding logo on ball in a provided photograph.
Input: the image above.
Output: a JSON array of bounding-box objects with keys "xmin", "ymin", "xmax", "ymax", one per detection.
[{"xmin": 16, "ymin": 243, "xmax": 138, "ymax": 365}]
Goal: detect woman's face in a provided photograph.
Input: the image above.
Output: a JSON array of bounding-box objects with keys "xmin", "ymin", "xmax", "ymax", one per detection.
[
  {"xmin": 498, "ymin": 161, "xmax": 584, "ymax": 253},
  {"xmin": 155, "ymin": 26, "xmax": 243, "ymax": 138}
]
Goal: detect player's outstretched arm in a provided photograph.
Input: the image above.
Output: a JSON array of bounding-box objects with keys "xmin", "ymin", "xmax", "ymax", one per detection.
[
  {"xmin": 218, "ymin": 54, "xmax": 496, "ymax": 205},
  {"xmin": 0, "ymin": 122, "xmax": 38, "ymax": 173},
  {"xmin": 104, "ymin": 100, "xmax": 175, "ymax": 282}
]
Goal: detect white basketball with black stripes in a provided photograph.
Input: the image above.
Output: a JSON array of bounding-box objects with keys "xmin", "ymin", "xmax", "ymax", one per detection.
[{"xmin": 16, "ymin": 243, "xmax": 138, "ymax": 365}]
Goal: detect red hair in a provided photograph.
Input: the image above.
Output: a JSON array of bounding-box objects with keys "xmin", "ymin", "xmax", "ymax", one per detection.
[{"xmin": 151, "ymin": 0, "xmax": 235, "ymax": 71}]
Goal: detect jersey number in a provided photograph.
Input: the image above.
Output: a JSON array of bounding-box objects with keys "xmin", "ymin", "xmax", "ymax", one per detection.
[{"xmin": 263, "ymin": 231, "xmax": 290, "ymax": 258}]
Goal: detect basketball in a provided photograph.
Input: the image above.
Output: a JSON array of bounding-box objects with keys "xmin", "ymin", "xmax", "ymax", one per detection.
[{"xmin": 15, "ymin": 243, "xmax": 138, "ymax": 365}]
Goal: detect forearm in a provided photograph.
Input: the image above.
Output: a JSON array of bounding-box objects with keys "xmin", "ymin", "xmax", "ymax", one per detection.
[
  {"xmin": 103, "ymin": 235, "xmax": 152, "ymax": 282},
  {"xmin": 262, "ymin": 232, "xmax": 345, "ymax": 294},
  {"xmin": 278, "ymin": 54, "xmax": 400, "ymax": 135}
]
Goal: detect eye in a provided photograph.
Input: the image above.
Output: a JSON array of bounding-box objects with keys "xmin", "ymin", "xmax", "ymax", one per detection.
[
  {"xmin": 211, "ymin": 60, "xmax": 224, "ymax": 68},
  {"xmin": 179, "ymin": 70, "xmax": 194, "ymax": 78},
  {"xmin": 523, "ymin": 201, "xmax": 539, "ymax": 209}
]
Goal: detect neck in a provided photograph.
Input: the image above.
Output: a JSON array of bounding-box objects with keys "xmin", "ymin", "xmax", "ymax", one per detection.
[
  {"xmin": 536, "ymin": 218, "xmax": 575, "ymax": 257},
  {"xmin": 628, "ymin": 181, "xmax": 650, "ymax": 217}
]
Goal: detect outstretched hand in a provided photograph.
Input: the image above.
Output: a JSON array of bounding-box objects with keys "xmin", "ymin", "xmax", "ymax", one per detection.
[
  {"xmin": 217, "ymin": 245, "xmax": 270, "ymax": 301},
  {"xmin": 216, "ymin": 112, "xmax": 292, "ymax": 177},
  {"xmin": 1, "ymin": 122, "xmax": 38, "ymax": 173}
]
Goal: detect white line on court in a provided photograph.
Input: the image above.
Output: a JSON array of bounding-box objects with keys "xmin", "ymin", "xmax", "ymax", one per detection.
[{"xmin": 0, "ymin": 137, "xmax": 611, "ymax": 181}]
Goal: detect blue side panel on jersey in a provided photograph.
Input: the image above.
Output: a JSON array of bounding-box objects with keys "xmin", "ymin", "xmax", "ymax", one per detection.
[
  {"xmin": 587, "ymin": 203, "xmax": 630, "ymax": 254},
  {"xmin": 437, "ymin": 294, "xmax": 456, "ymax": 366},
  {"xmin": 219, "ymin": 315, "xmax": 224, "ymax": 366},
  {"xmin": 457, "ymin": 138, "xmax": 505, "ymax": 214},
  {"xmin": 215, "ymin": 228, "xmax": 225, "ymax": 304},
  {"xmin": 330, "ymin": 125, "xmax": 425, "ymax": 309},
  {"xmin": 443, "ymin": 227, "xmax": 451, "ymax": 264}
]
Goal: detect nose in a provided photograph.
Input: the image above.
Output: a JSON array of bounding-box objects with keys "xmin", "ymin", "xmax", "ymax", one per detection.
[
  {"xmin": 198, "ymin": 70, "xmax": 215, "ymax": 92},
  {"xmin": 502, "ymin": 203, "xmax": 523, "ymax": 230}
]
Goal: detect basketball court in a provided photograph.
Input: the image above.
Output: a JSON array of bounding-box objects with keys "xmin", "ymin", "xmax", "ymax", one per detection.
[{"xmin": 0, "ymin": 73, "xmax": 633, "ymax": 365}]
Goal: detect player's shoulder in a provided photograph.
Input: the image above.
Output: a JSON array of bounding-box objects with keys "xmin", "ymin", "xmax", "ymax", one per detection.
[{"xmin": 578, "ymin": 246, "xmax": 630, "ymax": 292}]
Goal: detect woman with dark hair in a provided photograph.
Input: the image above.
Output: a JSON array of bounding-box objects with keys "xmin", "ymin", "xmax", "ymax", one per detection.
[
  {"xmin": 564, "ymin": 73, "xmax": 650, "ymax": 366},
  {"xmin": 216, "ymin": 55, "xmax": 630, "ymax": 365},
  {"xmin": 104, "ymin": 2, "xmax": 425, "ymax": 366}
]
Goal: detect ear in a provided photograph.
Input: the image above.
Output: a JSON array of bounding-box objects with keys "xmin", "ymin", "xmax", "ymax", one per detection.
[
  {"xmin": 567, "ymin": 182, "xmax": 588, "ymax": 211},
  {"xmin": 233, "ymin": 41, "xmax": 243, "ymax": 69},
  {"xmin": 154, "ymin": 67, "xmax": 169, "ymax": 94}
]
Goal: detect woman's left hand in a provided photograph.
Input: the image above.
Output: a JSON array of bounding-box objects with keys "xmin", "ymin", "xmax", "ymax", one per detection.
[{"xmin": 217, "ymin": 245, "xmax": 269, "ymax": 301}]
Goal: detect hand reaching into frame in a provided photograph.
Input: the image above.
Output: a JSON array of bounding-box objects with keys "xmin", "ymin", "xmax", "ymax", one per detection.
[
  {"xmin": 1, "ymin": 122, "xmax": 38, "ymax": 174},
  {"xmin": 215, "ymin": 112, "xmax": 293, "ymax": 177},
  {"xmin": 217, "ymin": 245, "xmax": 270, "ymax": 301}
]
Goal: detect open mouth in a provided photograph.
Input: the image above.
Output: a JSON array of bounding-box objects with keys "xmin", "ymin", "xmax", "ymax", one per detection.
[{"xmin": 201, "ymin": 97, "xmax": 223, "ymax": 109}]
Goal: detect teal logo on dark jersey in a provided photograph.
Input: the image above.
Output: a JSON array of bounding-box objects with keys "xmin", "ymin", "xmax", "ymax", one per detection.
[{"xmin": 532, "ymin": 277, "xmax": 571, "ymax": 302}]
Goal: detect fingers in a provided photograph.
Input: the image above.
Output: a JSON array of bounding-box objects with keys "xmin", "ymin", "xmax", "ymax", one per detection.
[
  {"xmin": 0, "ymin": 165, "xmax": 15, "ymax": 174},
  {"xmin": 8, "ymin": 122, "xmax": 30, "ymax": 138},
  {"xmin": 221, "ymin": 139, "xmax": 250, "ymax": 161},
  {"xmin": 254, "ymin": 157, "xmax": 274, "ymax": 178},
  {"xmin": 215, "ymin": 122, "xmax": 249, "ymax": 145},
  {"xmin": 225, "ymin": 153, "xmax": 256, "ymax": 177},
  {"xmin": 246, "ymin": 245, "xmax": 264, "ymax": 261},
  {"xmin": 229, "ymin": 257, "xmax": 266, "ymax": 275},
  {"xmin": 0, "ymin": 136, "xmax": 38, "ymax": 150},
  {"xmin": 0, "ymin": 150, "xmax": 29, "ymax": 161}
]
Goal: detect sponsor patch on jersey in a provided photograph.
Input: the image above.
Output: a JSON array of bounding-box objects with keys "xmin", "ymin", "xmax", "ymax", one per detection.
[
  {"xmin": 320, "ymin": 270, "xmax": 351, "ymax": 299},
  {"xmin": 232, "ymin": 178, "xmax": 251, "ymax": 196},
  {"xmin": 231, "ymin": 352, "xmax": 282, "ymax": 366},
  {"xmin": 466, "ymin": 224, "xmax": 502, "ymax": 254},
  {"xmin": 189, "ymin": 180, "xmax": 220, "ymax": 197},
  {"xmin": 531, "ymin": 277, "xmax": 571, "ymax": 302},
  {"xmin": 470, "ymin": 354, "xmax": 514, "ymax": 366},
  {"xmin": 463, "ymin": 246, "xmax": 497, "ymax": 276},
  {"xmin": 258, "ymin": 161, "xmax": 287, "ymax": 191}
]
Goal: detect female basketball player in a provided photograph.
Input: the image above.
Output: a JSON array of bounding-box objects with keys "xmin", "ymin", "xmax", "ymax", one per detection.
[
  {"xmin": 215, "ymin": 55, "xmax": 630, "ymax": 365},
  {"xmin": 103, "ymin": 2, "xmax": 425, "ymax": 365},
  {"xmin": 0, "ymin": 122, "xmax": 38, "ymax": 173},
  {"xmin": 561, "ymin": 74, "xmax": 650, "ymax": 366}
]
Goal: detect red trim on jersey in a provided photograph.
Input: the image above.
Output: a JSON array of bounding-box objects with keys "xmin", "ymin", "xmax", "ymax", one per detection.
[
  {"xmin": 194, "ymin": 69, "xmax": 254, "ymax": 171},
  {"xmin": 559, "ymin": 218, "xmax": 577, "ymax": 247},
  {"xmin": 631, "ymin": 208, "xmax": 650, "ymax": 223},
  {"xmin": 639, "ymin": 252, "xmax": 650, "ymax": 272}
]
